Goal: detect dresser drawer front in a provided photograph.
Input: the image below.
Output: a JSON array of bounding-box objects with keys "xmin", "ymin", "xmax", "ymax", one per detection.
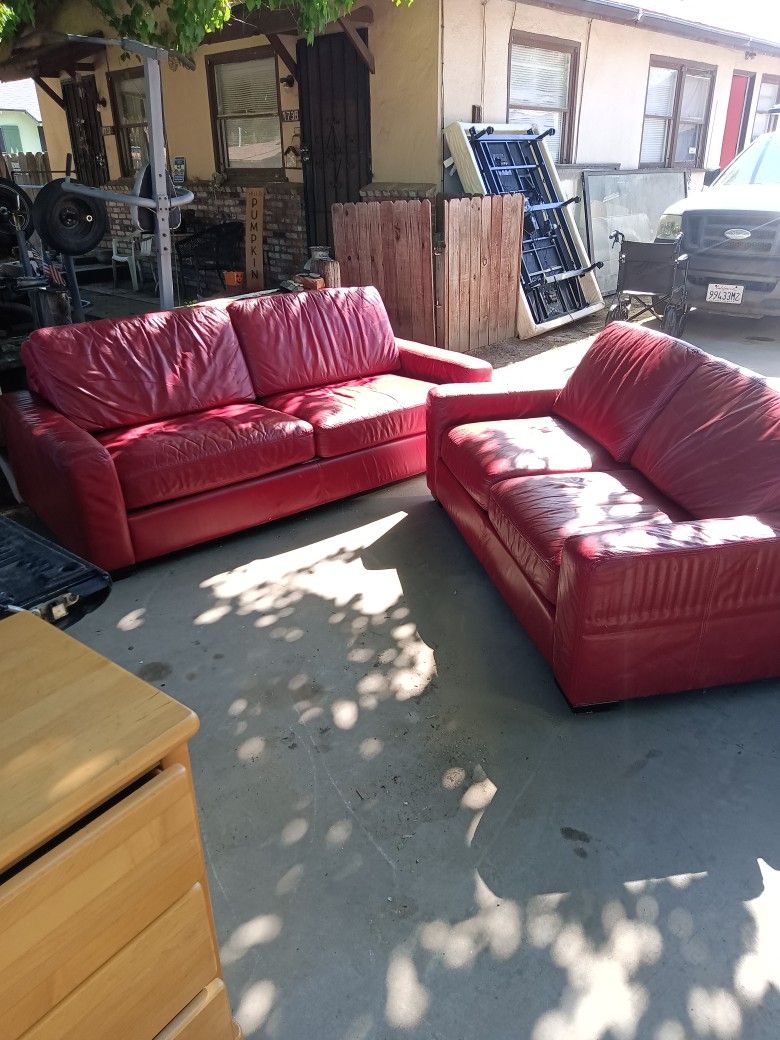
[
  {"xmin": 2, "ymin": 765, "xmax": 204, "ymax": 1040},
  {"xmin": 154, "ymin": 980, "xmax": 235, "ymax": 1040},
  {"xmin": 24, "ymin": 883, "xmax": 218, "ymax": 1040}
]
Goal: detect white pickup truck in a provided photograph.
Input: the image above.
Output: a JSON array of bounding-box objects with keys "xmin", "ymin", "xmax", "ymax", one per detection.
[{"xmin": 655, "ymin": 131, "xmax": 780, "ymax": 318}]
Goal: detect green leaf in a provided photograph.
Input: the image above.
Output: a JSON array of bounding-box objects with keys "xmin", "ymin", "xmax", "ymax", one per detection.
[{"xmin": 0, "ymin": 0, "xmax": 413, "ymax": 53}]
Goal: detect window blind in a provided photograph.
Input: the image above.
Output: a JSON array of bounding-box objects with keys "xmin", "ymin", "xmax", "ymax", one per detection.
[
  {"xmin": 640, "ymin": 117, "xmax": 669, "ymax": 164},
  {"xmin": 215, "ymin": 58, "xmax": 278, "ymax": 118},
  {"xmin": 510, "ymin": 44, "xmax": 570, "ymax": 110},
  {"xmin": 680, "ymin": 73, "xmax": 710, "ymax": 122},
  {"xmin": 645, "ymin": 66, "xmax": 677, "ymax": 118}
]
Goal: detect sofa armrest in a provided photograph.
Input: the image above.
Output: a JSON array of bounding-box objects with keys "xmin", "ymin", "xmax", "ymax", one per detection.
[
  {"xmin": 0, "ymin": 392, "xmax": 134, "ymax": 571},
  {"xmin": 396, "ymin": 338, "xmax": 492, "ymax": 385},
  {"xmin": 426, "ymin": 383, "xmax": 562, "ymax": 497},
  {"xmin": 554, "ymin": 516, "xmax": 780, "ymax": 705}
]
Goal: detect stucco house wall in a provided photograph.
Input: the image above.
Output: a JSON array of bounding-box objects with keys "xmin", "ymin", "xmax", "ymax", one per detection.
[
  {"xmin": 441, "ymin": 0, "xmax": 780, "ymax": 171},
  {"xmin": 28, "ymin": 0, "xmax": 780, "ymax": 224},
  {"xmin": 35, "ymin": 0, "xmax": 441, "ymax": 186}
]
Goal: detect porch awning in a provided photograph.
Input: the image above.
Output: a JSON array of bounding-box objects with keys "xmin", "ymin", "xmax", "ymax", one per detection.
[{"xmin": 0, "ymin": 30, "xmax": 106, "ymax": 81}]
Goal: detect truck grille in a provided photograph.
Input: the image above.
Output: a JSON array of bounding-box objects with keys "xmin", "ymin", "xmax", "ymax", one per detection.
[{"xmin": 685, "ymin": 211, "xmax": 779, "ymax": 259}]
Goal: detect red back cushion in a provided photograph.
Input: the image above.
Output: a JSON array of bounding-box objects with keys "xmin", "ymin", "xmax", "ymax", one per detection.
[
  {"xmin": 553, "ymin": 323, "xmax": 703, "ymax": 461},
  {"xmin": 632, "ymin": 359, "xmax": 780, "ymax": 517},
  {"xmin": 23, "ymin": 306, "xmax": 253, "ymax": 432},
  {"xmin": 227, "ymin": 286, "xmax": 399, "ymax": 396}
]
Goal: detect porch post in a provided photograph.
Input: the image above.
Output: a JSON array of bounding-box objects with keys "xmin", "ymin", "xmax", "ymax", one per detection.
[{"xmin": 144, "ymin": 53, "xmax": 175, "ymax": 310}]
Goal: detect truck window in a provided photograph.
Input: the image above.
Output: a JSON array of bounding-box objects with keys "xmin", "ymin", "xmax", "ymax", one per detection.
[{"xmin": 717, "ymin": 134, "xmax": 780, "ymax": 186}]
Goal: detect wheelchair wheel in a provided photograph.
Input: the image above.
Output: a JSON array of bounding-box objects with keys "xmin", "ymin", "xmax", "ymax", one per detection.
[
  {"xmin": 661, "ymin": 303, "xmax": 687, "ymax": 338},
  {"xmin": 604, "ymin": 298, "xmax": 630, "ymax": 326},
  {"xmin": 651, "ymin": 295, "xmax": 669, "ymax": 319}
]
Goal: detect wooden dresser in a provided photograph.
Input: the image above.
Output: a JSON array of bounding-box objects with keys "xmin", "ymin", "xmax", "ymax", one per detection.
[{"xmin": 0, "ymin": 612, "xmax": 241, "ymax": 1040}]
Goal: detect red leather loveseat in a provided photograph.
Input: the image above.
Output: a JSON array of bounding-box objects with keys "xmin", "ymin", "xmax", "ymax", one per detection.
[
  {"xmin": 428, "ymin": 321, "xmax": 780, "ymax": 708},
  {"xmin": 0, "ymin": 287, "xmax": 490, "ymax": 571}
]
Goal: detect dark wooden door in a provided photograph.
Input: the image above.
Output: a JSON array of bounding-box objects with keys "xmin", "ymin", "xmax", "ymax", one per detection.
[
  {"xmin": 297, "ymin": 31, "xmax": 371, "ymax": 248},
  {"xmin": 62, "ymin": 76, "xmax": 109, "ymax": 186}
]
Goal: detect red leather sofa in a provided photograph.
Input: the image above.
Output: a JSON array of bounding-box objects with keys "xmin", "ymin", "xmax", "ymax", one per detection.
[
  {"xmin": 0, "ymin": 287, "xmax": 490, "ymax": 571},
  {"xmin": 428, "ymin": 321, "xmax": 780, "ymax": 708}
]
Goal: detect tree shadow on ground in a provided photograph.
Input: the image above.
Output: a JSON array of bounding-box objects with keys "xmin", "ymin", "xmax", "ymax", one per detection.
[{"xmin": 81, "ymin": 482, "xmax": 780, "ymax": 1040}]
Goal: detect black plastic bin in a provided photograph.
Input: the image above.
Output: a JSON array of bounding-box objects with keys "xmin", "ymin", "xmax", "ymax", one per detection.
[{"xmin": 0, "ymin": 517, "xmax": 111, "ymax": 629}]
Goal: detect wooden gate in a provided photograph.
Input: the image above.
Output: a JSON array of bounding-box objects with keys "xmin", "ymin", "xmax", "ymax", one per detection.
[
  {"xmin": 297, "ymin": 31, "xmax": 372, "ymax": 249},
  {"xmin": 332, "ymin": 198, "xmax": 435, "ymax": 345},
  {"xmin": 62, "ymin": 76, "xmax": 108, "ymax": 186},
  {"xmin": 442, "ymin": 194, "xmax": 524, "ymax": 352}
]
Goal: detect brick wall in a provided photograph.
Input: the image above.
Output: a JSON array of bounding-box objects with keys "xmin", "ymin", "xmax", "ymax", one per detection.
[{"xmin": 104, "ymin": 180, "xmax": 308, "ymax": 292}]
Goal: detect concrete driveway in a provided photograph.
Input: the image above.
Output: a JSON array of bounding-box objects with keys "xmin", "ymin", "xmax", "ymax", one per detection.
[
  {"xmin": 491, "ymin": 310, "xmax": 780, "ymax": 388},
  {"xmin": 74, "ymin": 387, "xmax": 780, "ymax": 1040}
]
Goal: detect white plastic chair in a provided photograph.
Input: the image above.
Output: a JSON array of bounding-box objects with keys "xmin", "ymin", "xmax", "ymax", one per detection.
[
  {"xmin": 111, "ymin": 238, "xmax": 139, "ymax": 292},
  {"xmin": 136, "ymin": 234, "xmax": 158, "ymax": 292}
]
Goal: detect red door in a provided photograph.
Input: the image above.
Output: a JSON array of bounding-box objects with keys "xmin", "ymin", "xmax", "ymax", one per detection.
[{"xmin": 720, "ymin": 72, "xmax": 753, "ymax": 168}]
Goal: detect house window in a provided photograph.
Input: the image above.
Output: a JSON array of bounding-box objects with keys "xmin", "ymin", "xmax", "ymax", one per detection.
[
  {"xmin": 108, "ymin": 67, "xmax": 149, "ymax": 177},
  {"xmin": 0, "ymin": 124, "xmax": 23, "ymax": 153},
  {"xmin": 207, "ymin": 48, "xmax": 283, "ymax": 180},
  {"xmin": 508, "ymin": 32, "xmax": 579, "ymax": 163},
  {"xmin": 751, "ymin": 76, "xmax": 780, "ymax": 140},
  {"xmin": 640, "ymin": 58, "xmax": 714, "ymax": 168}
]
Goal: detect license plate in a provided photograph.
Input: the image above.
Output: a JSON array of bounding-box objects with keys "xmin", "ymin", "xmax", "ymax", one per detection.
[{"xmin": 706, "ymin": 283, "xmax": 744, "ymax": 305}]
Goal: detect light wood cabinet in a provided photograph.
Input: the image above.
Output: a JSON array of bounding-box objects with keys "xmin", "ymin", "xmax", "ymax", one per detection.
[{"xmin": 0, "ymin": 613, "xmax": 241, "ymax": 1040}]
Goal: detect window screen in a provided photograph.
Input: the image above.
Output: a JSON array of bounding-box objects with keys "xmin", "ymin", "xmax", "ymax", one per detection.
[
  {"xmin": 213, "ymin": 56, "xmax": 282, "ymax": 169},
  {"xmin": 508, "ymin": 39, "xmax": 575, "ymax": 162}
]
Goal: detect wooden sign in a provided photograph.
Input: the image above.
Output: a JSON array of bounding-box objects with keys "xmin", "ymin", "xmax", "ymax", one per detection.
[{"xmin": 244, "ymin": 188, "xmax": 264, "ymax": 291}]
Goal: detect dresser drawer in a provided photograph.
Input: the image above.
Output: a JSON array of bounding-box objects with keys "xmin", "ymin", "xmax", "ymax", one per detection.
[
  {"xmin": 153, "ymin": 980, "xmax": 235, "ymax": 1040},
  {"xmin": 23, "ymin": 883, "xmax": 218, "ymax": 1040},
  {"xmin": 2, "ymin": 765, "xmax": 204, "ymax": 1040}
]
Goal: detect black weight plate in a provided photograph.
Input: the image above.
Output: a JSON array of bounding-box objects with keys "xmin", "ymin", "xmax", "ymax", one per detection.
[
  {"xmin": 0, "ymin": 179, "xmax": 34, "ymax": 249},
  {"xmin": 33, "ymin": 178, "xmax": 108, "ymax": 256}
]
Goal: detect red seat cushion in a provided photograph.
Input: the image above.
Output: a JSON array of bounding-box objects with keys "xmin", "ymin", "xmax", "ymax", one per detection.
[
  {"xmin": 488, "ymin": 470, "xmax": 688, "ymax": 603},
  {"xmin": 264, "ymin": 373, "xmax": 434, "ymax": 458},
  {"xmin": 553, "ymin": 323, "xmax": 703, "ymax": 461},
  {"xmin": 98, "ymin": 403, "xmax": 315, "ymax": 510},
  {"xmin": 228, "ymin": 287, "xmax": 399, "ymax": 397},
  {"xmin": 632, "ymin": 359, "xmax": 780, "ymax": 518},
  {"xmin": 22, "ymin": 306, "xmax": 253, "ymax": 432},
  {"xmin": 442, "ymin": 416, "xmax": 616, "ymax": 510}
]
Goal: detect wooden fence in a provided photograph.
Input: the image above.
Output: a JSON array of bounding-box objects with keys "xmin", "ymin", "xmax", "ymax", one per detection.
[
  {"xmin": 441, "ymin": 194, "xmax": 524, "ymax": 353},
  {"xmin": 1, "ymin": 152, "xmax": 52, "ymax": 197},
  {"xmin": 332, "ymin": 199, "xmax": 435, "ymax": 345}
]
